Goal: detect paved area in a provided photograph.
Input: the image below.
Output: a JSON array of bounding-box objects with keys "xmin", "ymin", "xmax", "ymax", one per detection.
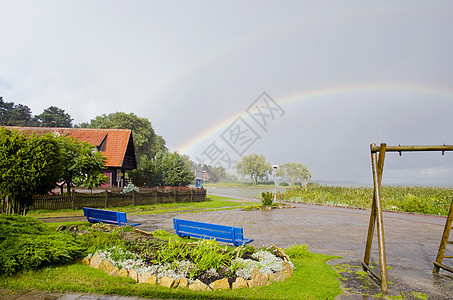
[{"xmin": 2, "ymin": 201, "xmax": 453, "ymax": 299}]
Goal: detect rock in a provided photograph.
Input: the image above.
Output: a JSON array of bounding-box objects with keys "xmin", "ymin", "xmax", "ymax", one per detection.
[
  {"xmin": 173, "ymin": 279, "xmax": 180, "ymax": 288},
  {"xmin": 209, "ymin": 278, "xmax": 230, "ymax": 290},
  {"xmin": 56, "ymin": 224, "xmax": 66, "ymax": 232},
  {"xmin": 189, "ymin": 279, "xmax": 212, "ymax": 291},
  {"xmin": 89, "ymin": 253, "xmax": 102, "ymax": 269},
  {"xmin": 118, "ymin": 268, "xmax": 129, "ymax": 278},
  {"xmin": 281, "ymin": 261, "xmax": 293, "ymax": 277},
  {"xmin": 138, "ymin": 272, "xmax": 153, "ymax": 283},
  {"xmin": 268, "ymin": 243, "xmax": 291, "ymax": 262},
  {"xmin": 68, "ymin": 225, "xmax": 78, "ymax": 232},
  {"xmin": 99, "ymin": 258, "xmax": 115, "ymax": 274},
  {"xmin": 232, "ymin": 277, "xmax": 248, "ymax": 289},
  {"xmin": 129, "ymin": 269, "xmax": 138, "ymax": 282},
  {"xmin": 178, "ymin": 278, "xmax": 189, "ymax": 288},
  {"xmin": 248, "ymin": 268, "xmax": 270, "ymax": 287},
  {"xmin": 269, "ymin": 270, "xmax": 287, "ymax": 282},
  {"xmin": 144, "ymin": 275, "xmax": 158, "ymax": 285},
  {"xmin": 159, "ymin": 276, "xmax": 175, "ymax": 288},
  {"xmin": 81, "ymin": 257, "xmax": 90, "ymax": 266},
  {"xmin": 109, "ymin": 267, "xmax": 119, "ymax": 277}
]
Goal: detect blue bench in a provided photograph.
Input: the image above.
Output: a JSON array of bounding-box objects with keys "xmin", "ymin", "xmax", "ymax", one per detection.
[
  {"xmin": 83, "ymin": 207, "xmax": 141, "ymax": 227},
  {"xmin": 173, "ymin": 218, "xmax": 253, "ymax": 247}
]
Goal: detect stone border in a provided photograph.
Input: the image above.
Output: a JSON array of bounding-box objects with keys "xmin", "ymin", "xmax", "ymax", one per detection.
[{"xmin": 82, "ymin": 252, "xmax": 293, "ymax": 291}]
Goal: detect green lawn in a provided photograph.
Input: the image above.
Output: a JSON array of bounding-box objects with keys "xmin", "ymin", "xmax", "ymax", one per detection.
[
  {"xmin": 26, "ymin": 195, "xmax": 248, "ymax": 218},
  {"xmin": 0, "ymin": 254, "xmax": 342, "ymax": 300}
]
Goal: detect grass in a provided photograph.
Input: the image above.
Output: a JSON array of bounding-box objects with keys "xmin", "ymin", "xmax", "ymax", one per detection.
[
  {"xmin": 279, "ymin": 184, "xmax": 453, "ymax": 216},
  {"xmin": 0, "ymin": 254, "xmax": 342, "ymax": 300},
  {"xmin": 26, "ymin": 195, "xmax": 248, "ymax": 218}
]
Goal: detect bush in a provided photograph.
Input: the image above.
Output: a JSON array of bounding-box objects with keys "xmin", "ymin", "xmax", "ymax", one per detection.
[
  {"xmin": 279, "ymin": 182, "xmax": 289, "ymax": 187},
  {"xmin": 261, "ymin": 191, "xmax": 274, "ymax": 206},
  {"xmin": 78, "ymin": 229, "xmax": 124, "ymax": 254},
  {"xmin": 0, "ymin": 214, "xmax": 50, "ymax": 241},
  {"xmin": 121, "ymin": 183, "xmax": 139, "ymax": 194},
  {"xmin": 285, "ymin": 243, "xmax": 312, "ymax": 259},
  {"xmin": 0, "ymin": 215, "xmax": 85, "ymax": 276}
]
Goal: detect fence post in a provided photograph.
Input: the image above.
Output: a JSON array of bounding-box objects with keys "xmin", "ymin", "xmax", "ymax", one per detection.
[
  {"xmin": 174, "ymin": 189, "xmax": 177, "ymax": 203},
  {"xmin": 155, "ymin": 188, "xmax": 158, "ymax": 205},
  {"xmin": 105, "ymin": 190, "xmax": 108, "ymax": 208},
  {"xmin": 132, "ymin": 190, "xmax": 135, "ymax": 206},
  {"xmin": 72, "ymin": 191, "xmax": 75, "ymax": 210},
  {"xmin": 190, "ymin": 189, "xmax": 193, "ymax": 202}
]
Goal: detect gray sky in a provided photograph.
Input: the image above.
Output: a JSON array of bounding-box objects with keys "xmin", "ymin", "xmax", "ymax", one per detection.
[{"xmin": 1, "ymin": 1, "xmax": 453, "ymax": 185}]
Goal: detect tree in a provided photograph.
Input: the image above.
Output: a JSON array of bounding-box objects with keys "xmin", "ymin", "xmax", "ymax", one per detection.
[
  {"xmin": 191, "ymin": 163, "xmax": 227, "ymax": 183},
  {"xmin": 57, "ymin": 137, "xmax": 108, "ymax": 193},
  {"xmin": 129, "ymin": 151, "xmax": 194, "ymax": 187},
  {"xmin": 276, "ymin": 162, "xmax": 311, "ymax": 187},
  {"xmin": 79, "ymin": 112, "xmax": 166, "ymax": 163},
  {"xmin": 235, "ymin": 154, "xmax": 271, "ymax": 185},
  {"xmin": 0, "ymin": 98, "xmax": 36, "ymax": 126},
  {"xmin": 36, "ymin": 106, "xmax": 73, "ymax": 127},
  {"xmin": 0, "ymin": 128, "xmax": 63, "ymax": 215}
]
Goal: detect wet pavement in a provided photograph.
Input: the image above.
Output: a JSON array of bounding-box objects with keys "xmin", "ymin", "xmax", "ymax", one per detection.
[{"xmin": 2, "ymin": 201, "xmax": 453, "ymax": 299}]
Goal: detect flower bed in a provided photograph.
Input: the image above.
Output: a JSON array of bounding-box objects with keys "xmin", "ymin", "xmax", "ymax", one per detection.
[{"xmin": 80, "ymin": 224, "xmax": 294, "ymax": 291}]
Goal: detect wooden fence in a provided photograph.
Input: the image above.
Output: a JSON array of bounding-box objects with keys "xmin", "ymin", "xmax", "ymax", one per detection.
[{"xmin": 30, "ymin": 188, "xmax": 207, "ymax": 210}]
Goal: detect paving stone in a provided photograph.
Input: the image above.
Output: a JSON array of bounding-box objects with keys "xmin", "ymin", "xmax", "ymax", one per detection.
[{"xmin": 56, "ymin": 294, "xmax": 83, "ymax": 300}]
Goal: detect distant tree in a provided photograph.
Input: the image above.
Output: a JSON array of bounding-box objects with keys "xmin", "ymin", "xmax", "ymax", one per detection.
[
  {"xmin": 0, "ymin": 98, "xmax": 36, "ymax": 126},
  {"xmin": 36, "ymin": 106, "xmax": 73, "ymax": 127},
  {"xmin": 0, "ymin": 128, "xmax": 63, "ymax": 215},
  {"xmin": 129, "ymin": 151, "xmax": 194, "ymax": 187},
  {"xmin": 0, "ymin": 97, "xmax": 15, "ymax": 125},
  {"xmin": 57, "ymin": 137, "xmax": 108, "ymax": 193},
  {"xmin": 191, "ymin": 162, "xmax": 227, "ymax": 183},
  {"xmin": 276, "ymin": 162, "xmax": 311, "ymax": 188},
  {"xmin": 79, "ymin": 112, "xmax": 166, "ymax": 163},
  {"xmin": 235, "ymin": 154, "xmax": 272, "ymax": 185}
]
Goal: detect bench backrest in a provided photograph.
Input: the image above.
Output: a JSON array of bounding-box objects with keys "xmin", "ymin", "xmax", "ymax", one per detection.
[
  {"xmin": 83, "ymin": 207, "xmax": 128, "ymax": 224},
  {"xmin": 173, "ymin": 218, "xmax": 244, "ymax": 243}
]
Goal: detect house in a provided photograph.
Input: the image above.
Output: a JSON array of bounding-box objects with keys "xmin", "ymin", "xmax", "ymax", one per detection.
[{"xmin": 3, "ymin": 126, "xmax": 137, "ymax": 188}]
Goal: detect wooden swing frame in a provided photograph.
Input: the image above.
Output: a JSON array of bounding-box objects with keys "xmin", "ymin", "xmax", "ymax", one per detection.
[{"xmin": 362, "ymin": 143, "xmax": 453, "ymax": 292}]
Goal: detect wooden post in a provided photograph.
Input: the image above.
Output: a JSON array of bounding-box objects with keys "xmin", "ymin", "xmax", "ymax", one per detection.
[
  {"xmin": 374, "ymin": 145, "xmax": 388, "ymax": 293},
  {"xmin": 71, "ymin": 191, "xmax": 75, "ymax": 210},
  {"xmin": 132, "ymin": 190, "xmax": 135, "ymax": 206},
  {"xmin": 190, "ymin": 189, "xmax": 193, "ymax": 202},
  {"xmin": 362, "ymin": 143, "xmax": 388, "ymax": 293},
  {"xmin": 433, "ymin": 198, "xmax": 453, "ymax": 273},
  {"xmin": 105, "ymin": 190, "xmax": 108, "ymax": 208},
  {"xmin": 364, "ymin": 144, "xmax": 386, "ymax": 264}
]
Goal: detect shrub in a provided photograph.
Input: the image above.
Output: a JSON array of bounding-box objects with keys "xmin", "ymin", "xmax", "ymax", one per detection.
[
  {"xmin": 121, "ymin": 183, "xmax": 139, "ymax": 194},
  {"xmin": 0, "ymin": 215, "xmax": 85, "ymax": 276},
  {"xmin": 261, "ymin": 191, "xmax": 274, "ymax": 206},
  {"xmin": 0, "ymin": 214, "xmax": 50, "ymax": 241},
  {"xmin": 285, "ymin": 243, "xmax": 312, "ymax": 259},
  {"xmin": 155, "ymin": 239, "xmax": 232, "ymax": 278},
  {"xmin": 78, "ymin": 229, "xmax": 124, "ymax": 254}
]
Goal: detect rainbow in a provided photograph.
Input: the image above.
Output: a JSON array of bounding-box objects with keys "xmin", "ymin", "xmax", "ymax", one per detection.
[{"xmin": 177, "ymin": 83, "xmax": 453, "ymax": 154}]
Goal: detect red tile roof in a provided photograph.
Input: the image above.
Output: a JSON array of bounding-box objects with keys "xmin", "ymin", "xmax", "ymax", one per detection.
[{"xmin": 3, "ymin": 126, "xmax": 135, "ymax": 168}]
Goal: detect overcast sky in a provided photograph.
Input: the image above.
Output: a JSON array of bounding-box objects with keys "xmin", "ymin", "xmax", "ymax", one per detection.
[{"xmin": 1, "ymin": 1, "xmax": 453, "ymax": 185}]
